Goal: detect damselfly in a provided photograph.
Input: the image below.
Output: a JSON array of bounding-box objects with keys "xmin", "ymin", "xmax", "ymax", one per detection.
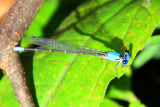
[{"xmin": 14, "ymin": 36, "xmax": 130, "ymax": 77}]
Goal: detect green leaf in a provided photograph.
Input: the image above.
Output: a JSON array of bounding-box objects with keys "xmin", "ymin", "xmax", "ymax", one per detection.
[
  {"xmin": 157, "ymin": 21, "xmax": 160, "ymax": 29},
  {"xmin": 103, "ymin": 68, "xmax": 145, "ymax": 106},
  {"xmin": 100, "ymin": 98, "xmax": 123, "ymax": 107},
  {"xmin": 144, "ymin": 35, "xmax": 160, "ymax": 48},
  {"xmin": 0, "ymin": 76, "xmax": 19, "ymax": 106},
  {"xmin": 1, "ymin": 0, "xmax": 160, "ymax": 106},
  {"xmin": 21, "ymin": 0, "xmax": 60, "ymax": 47},
  {"xmin": 133, "ymin": 35, "xmax": 160, "ymax": 69},
  {"xmin": 106, "ymin": 69, "xmax": 138, "ymax": 102},
  {"xmin": 129, "ymin": 100, "xmax": 145, "ymax": 107}
]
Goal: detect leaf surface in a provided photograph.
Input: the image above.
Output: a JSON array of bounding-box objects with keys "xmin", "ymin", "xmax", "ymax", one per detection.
[{"xmin": 1, "ymin": 0, "xmax": 160, "ymax": 106}]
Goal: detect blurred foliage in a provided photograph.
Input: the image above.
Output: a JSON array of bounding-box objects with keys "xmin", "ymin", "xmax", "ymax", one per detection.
[
  {"xmin": 133, "ymin": 36, "xmax": 160, "ymax": 69},
  {"xmin": 0, "ymin": 0, "xmax": 160, "ymax": 106}
]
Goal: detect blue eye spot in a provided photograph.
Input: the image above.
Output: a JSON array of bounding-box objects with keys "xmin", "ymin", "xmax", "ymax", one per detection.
[{"xmin": 123, "ymin": 60, "xmax": 128, "ymax": 65}]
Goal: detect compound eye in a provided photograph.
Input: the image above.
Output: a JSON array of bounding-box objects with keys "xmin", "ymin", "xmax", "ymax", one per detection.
[
  {"xmin": 123, "ymin": 60, "xmax": 128, "ymax": 65},
  {"xmin": 125, "ymin": 51, "xmax": 130, "ymax": 55}
]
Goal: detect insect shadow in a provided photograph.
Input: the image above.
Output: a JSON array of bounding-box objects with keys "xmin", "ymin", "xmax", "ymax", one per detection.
[{"xmin": 74, "ymin": 25, "xmax": 133, "ymax": 55}]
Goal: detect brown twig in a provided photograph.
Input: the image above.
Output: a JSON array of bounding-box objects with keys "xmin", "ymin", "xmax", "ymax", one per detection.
[{"xmin": 0, "ymin": 0, "xmax": 45, "ymax": 106}]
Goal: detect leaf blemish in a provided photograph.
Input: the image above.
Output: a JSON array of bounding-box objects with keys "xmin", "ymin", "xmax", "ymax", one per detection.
[
  {"xmin": 79, "ymin": 87, "xmax": 83, "ymax": 91},
  {"xmin": 135, "ymin": 17, "xmax": 138, "ymax": 20},
  {"xmin": 92, "ymin": 79, "xmax": 94, "ymax": 83},
  {"xmin": 114, "ymin": 33, "xmax": 118, "ymax": 36},
  {"xmin": 101, "ymin": 58, "xmax": 104, "ymax": 62},
  {"xmin": 128, "ymin": 35, "xmax": 132, "ymax": 38},
  {"xmin": 140, "ymin": 22, "xmax": 144, "ymax": 25},
  {"xmin": 110, "ymin": 67, "xmax": 114, "ymax": 71},
  {"xmin": 148, "ymin": 16, "xmax": 151, "ymax": 19}
]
